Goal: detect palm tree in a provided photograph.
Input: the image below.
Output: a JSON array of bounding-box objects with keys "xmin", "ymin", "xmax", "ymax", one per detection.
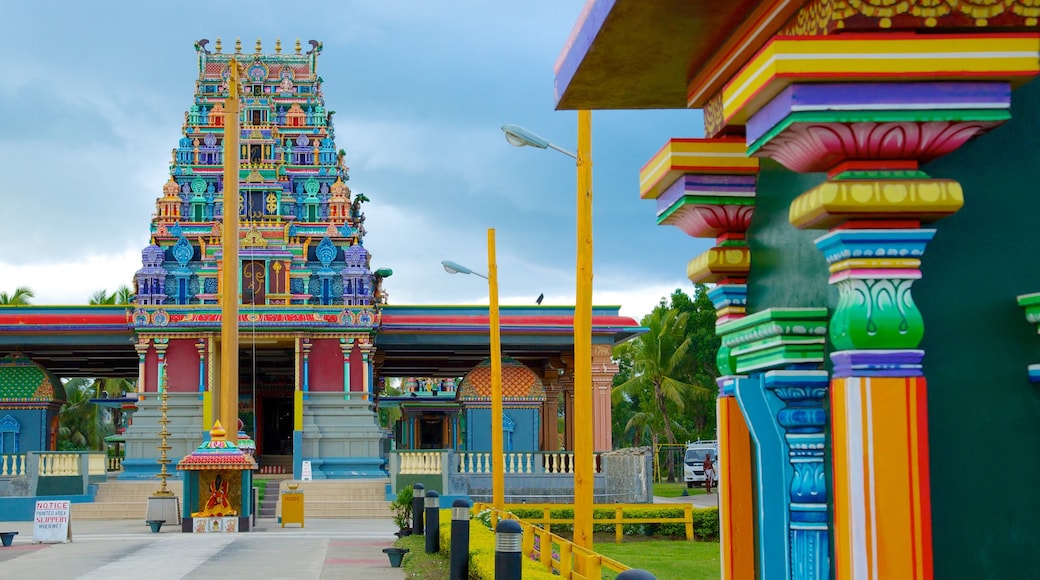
[
  {"xmin": 612, "ymin": 308, "xmax": 708, "ymax": 481},
  {"xmin": 89, "ymin": 285, "xmax": 133, "ymax": 305},
  {"xmin": 58, "ymin": 379, "xmax": 111, "ymax": 450},
  {"xmin": 0, "ymin": 287, "xmax": 34, "ymax": 305}
]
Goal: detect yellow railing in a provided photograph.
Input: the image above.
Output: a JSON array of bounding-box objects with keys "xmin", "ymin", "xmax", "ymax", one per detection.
[
  {"xmin": 474, "ymin": 502, "xmax": 697, "ymax": 543},
  {"xmin": 481, "ymin": 507, "xmax": 631, "ymax": 579},
  {"xmin": 398, "ymin": 451, "xmax": 443, "ymax": 474},
  {"xmin": 1, "ymin": 454, "xmax": 26, "ymax": 476}
]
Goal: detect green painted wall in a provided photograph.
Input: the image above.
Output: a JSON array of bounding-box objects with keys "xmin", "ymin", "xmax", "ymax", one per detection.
[
  {"xmin": 742, "ymin": 79, "xmax": 1040, "ymax": 578},
  {"xmin": 746, "ymin": 160, "xmax": 832, "ymax": 311},
  {"xmin": 917, "ymin": 77, "xmax": 1040, "ymax": 578}
]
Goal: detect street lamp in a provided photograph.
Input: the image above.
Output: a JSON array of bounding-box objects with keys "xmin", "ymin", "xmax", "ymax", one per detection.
[
  {"xmin": 441, "ymin": 229, "xmax": 505, "ymax": 518},
  {"xmin": 501, "ymin": 112, "xmax": 594, "ymax": 550}
]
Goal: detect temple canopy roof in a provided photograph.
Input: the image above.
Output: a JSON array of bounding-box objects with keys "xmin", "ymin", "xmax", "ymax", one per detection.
[
  {"xmin": 0, "ymin": 352, "xmax": 66, "ymax": 404},
  {"xmin": 457, "ymin": 356, "xmax": 547, "ymax": 401},
  {"xmin": 554, "ymin": 0, "xmax": 799, "ymax": 110}
]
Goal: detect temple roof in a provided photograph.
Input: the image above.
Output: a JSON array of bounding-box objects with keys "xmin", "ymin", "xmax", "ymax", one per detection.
[
  {"xmin": 0, "ymin": 352, "xmax": 66, "ymax": 404},
  {"xmin": 457, "ymin": 356, "xmax": 546, "ymax": 401}
]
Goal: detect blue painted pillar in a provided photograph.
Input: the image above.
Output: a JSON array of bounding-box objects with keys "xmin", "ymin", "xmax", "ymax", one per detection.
[{"xmin": 719, "ymin": 308, "xmax": 830, "ymax": 580}]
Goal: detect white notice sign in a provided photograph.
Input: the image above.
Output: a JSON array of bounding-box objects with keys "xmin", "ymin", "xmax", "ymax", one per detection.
[
  {"xmin": 33, "ymin": 500, "xmax": 72, "ymax": 544},
  {"xmin": 301, "ymin": 460, "xmax": 312, "ymax": 481}
]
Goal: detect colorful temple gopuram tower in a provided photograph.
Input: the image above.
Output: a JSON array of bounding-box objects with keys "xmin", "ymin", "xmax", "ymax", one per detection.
[
  {"xmin": 556, "ymin": 2, "xmax": 1040, "ymax": 579},
  {"xmin": 123, "ymin": 38, "xmax": 386, "ymax": 481}
]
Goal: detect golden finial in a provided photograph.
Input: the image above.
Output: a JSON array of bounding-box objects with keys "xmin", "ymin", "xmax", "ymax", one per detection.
[
  {"xmin": 235, "ymin": 38, "xmax": 242, "ymax": 53},
  {"xmin": 275, "ymin": 38, "xmax": 282, "ymax": 53},
  {"xmin": 295, "ymin": 38, "xmax": 301, "ymax": 54},
  {"xmin": 255, "ymin": 38, "xmax": 262, "ymax": 53},
  {"xmin": 215, "ymin": 37, "xmax": 223, "ymax": 53}
]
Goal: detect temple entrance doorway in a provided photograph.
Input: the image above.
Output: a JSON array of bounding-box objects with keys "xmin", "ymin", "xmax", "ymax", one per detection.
[{"xmin": 239, "ymin": 345, "xmax": 295, "ymax": 465}]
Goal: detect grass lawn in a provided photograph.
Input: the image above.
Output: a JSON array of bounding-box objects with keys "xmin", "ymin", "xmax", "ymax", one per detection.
[
  {"xmin": 596, "ymin": 540, "xmax": 720, "ymax": 580},
  {"xmin": 394, "ymin": 534, "xmax": 451, "ymax": 579},
  {"xmin": 653, "ymin": 481, "xmax": 706, "ymax": 498}
]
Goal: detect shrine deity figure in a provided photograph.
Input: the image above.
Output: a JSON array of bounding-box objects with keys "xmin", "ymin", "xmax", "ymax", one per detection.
[{"xmin": 193, "ymin": 474, "xmax": 237, "ymax": 517}]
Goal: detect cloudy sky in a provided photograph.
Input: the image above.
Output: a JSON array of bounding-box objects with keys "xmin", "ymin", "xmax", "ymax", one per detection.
[{"xmin": 0, "ymin": 2, "xmax": 709, "ymax": 320}]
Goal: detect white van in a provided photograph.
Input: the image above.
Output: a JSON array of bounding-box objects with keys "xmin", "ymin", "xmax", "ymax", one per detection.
[{"xmin": 682, "ymin": 440, "xmax": 719, "ymax": 488}]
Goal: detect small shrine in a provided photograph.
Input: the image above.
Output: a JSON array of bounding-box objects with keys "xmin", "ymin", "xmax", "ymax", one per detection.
[
  {"xmin": 0, "ymin": 353, "xmax": 66, "ymax": 453},
  {"xmin": 177, "ymin": 421, "xmax": 257, "ymax": 533}
]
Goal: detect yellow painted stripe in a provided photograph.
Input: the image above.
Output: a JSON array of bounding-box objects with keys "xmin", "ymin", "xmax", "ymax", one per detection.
[
  {"xmin": 294, "ymin": 389, "xmax": 304, "ymax": 431},
  {"xmin": 830, "ymin": 379, "xmax": 852, "ymax": 580},
  {"xmin": 829, "ymin": 258, "xmax": 921, "ymax": 274},
  {"xmin": 724, "ymin": 35, "xmax": 1040, "ymax": 126},
  {"xmin": 861, "ymin": 378, "xmax": 876, "ymax": 579},
  {"xmin": 202, "ymin": 390, "xmax": 212, "ymax": 432},
  {"xmin": 639, "ymin": 139, "xmax": 757, "ymax": 200},
  {"xmin": 870, "ymin": 377, "xmax": 915, "ymax": 578}
]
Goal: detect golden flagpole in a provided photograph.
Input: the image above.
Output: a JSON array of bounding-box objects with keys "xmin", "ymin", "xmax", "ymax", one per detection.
[{"xmin": 219, "ymin": 58, "xmax": 241, "ymax": 443}]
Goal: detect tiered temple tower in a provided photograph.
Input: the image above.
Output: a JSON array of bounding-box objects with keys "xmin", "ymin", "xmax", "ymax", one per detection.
[{"xmin": 122, "ymin": 38, "xmax": 386, "ymax": 480}]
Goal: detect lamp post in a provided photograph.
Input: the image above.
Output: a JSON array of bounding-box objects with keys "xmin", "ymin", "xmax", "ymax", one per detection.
[
  {"xmin": 501, "ymin": 112, "xmax": 593, "ymax": 550},
  {"xmin": 442, "ymin": 228, "xmax": 504, "ymax": 516}
]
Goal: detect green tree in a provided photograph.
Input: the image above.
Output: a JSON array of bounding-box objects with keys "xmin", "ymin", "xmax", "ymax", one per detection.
[
  {"xmin": 89, "ymin": 285, "xmax": 133, "ymax": 305},
  {"xmin": 0, "ymin": 286, "xmax": 34, "ymax": 305},
  {"xmin": 58, "ymin": 379, "xmax": 112, "ymax": 451},
  {"xmin": 612, "ymin": 308, "xmax": 709, "ymax": 481}
]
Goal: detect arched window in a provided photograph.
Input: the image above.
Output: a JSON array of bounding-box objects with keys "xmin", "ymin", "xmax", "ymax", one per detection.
[
  {"xmin": 0, "ymin": 414, "xmax": 20, "ymax": 454},
  {"xmin": 502, "ymin": 415, "xmax": 515, "ymax": 452}
]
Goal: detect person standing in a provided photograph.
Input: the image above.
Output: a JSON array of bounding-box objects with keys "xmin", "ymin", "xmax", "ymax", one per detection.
[{"xmin": 703, "ymin": 453, "xmax": 715, "ymax": 494}]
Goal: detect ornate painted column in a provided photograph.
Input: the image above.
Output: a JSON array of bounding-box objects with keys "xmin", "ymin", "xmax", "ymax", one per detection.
[
  {"xmin": 718, "ymin": 308, "xmax": 830, "ymax": 579},
  {"xmin": 541, "ymin": 363, "xmax": 561, "ymax": 451},
  {"xmin": 639, "ymin": 137, "xmax": 758, "ymax": 580},
  {"xmin": 726, "ymin": 31, "xmax": 1036, "ymax": 580},
  {"xmin": 560, "ymin": 354, "xmax": 575, "ymax": 451},
  {"xmin": 153, "ymin": 338, "xmax": 169, "ymax": 394},
  {"xmin": 339, "ymin": 337, "xmax": 354, "ymax": 398},
  {"xmin": 359, "ymin": 338, "xmax": 375, "ymax": 399},
  {"xmin": 590, "ymin": 344, "xmax": 618, "ymax": 452},
  {"xmin": 196, "ymin": 339, "xmax": 208, "ymax": 398},
  {"xmin": 134, "ymin": 338, "xmax": 151, "ymax": 396}
]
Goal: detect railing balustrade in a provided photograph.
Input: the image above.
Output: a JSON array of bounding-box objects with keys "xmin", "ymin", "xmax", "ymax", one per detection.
[
  {"xmin": 455, "ymin": 451, "xmax": 602, "ymax": 475},
  {"xmin": 1, "ymin": 454, "xmax": 26, "ymax": 477},
  {"xmin": 107, "ymin": 457, "xmax": 124, "ymax": 472},
  {"xmin": 37, "ymin": 452, "xmax": 80, "ymax": 476},
  {"xmin": 398, "ymin": 451, "xmax": 444, "ymax": 474}
]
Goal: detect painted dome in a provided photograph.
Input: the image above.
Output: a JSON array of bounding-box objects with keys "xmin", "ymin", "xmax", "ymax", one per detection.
[
  {"xmin": 457, "ymin": 356, "xmax": 546, "ymax": 401},
  {"xmin": 0, "ymin": 353, "xmax": 65, "ymax": 404}
]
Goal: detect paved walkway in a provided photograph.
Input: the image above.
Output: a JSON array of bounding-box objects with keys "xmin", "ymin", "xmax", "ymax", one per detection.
[
  {"xmin": 654, "ymin": 491, "xmax": 720, "ymax": 509},
  {"xmin": 0, "ymin": 518, "xmax": 406, "ymax": 579}
]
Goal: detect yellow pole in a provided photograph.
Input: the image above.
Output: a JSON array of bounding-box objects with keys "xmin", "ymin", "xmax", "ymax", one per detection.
[
  {"xmin": 488, "ymin": 228, "xmax": 505, "ymax": 514},
  {"xmin": 220, "ymin": 58, "xmax": 241, "ymax": 443},
  {"xmin": 573, "ymin": 109, "xmax": 593, "ymax": 550}
]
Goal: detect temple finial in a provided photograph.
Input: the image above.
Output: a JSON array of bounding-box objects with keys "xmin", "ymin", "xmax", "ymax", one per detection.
[
  {"xmin": 234, "ymin": 38, "xmax": 242, "ymax": 54},
  {"xmin": 275, "ymin": 38, "xmax": 282, "ymax": 53},
  {"xmin": 215, "ymin": 37, "xmax": 223, "ymax": 53},
  {"xmin": 255, "ymin": 38, "xmax": 262, "ymax": 54},
  {"xmin": 295, "ymin": 38, "xmax": 301, "ymax": 54}
]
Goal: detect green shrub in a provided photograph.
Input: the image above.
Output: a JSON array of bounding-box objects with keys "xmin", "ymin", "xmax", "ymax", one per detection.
[
  {"xmin": 691, "ymin": 507, "xmax": 720, "ymax": 541},
  {"xmin": 439, "ymin": 510, "xmax": 557, "ymax": 580}
]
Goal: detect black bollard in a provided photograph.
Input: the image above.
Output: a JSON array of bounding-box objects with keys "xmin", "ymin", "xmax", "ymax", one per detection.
[
  {"xmin": 424, "ymin": 490, "xmax": 441, "ymax": 554},
  {"xmin": 616, "ymin": 569, "xmax": 658, "ymax": 580},
  {"xmin": 412, "ymin": 483, "xmax": 425, "ymax": 536},
  {"xmin": 495, "ymin": 518, "xmax": 523, "ymax": 580},
  {"xmin": 449, "ymin": 498, "xmax": 472, "ymax": 580}
]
